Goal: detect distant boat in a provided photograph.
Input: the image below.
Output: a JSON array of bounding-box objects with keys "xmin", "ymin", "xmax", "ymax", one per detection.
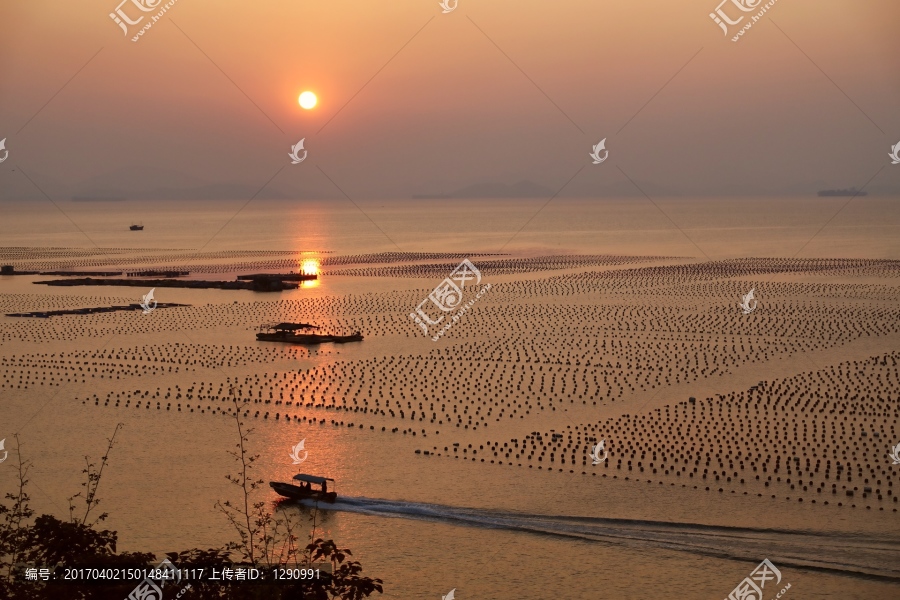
[
  {"xmin": 270, "ymin": 473, "xmax": 337, "ymax": 503},
  {"xmin": 129, "ymin": 224, "xmax": 144, "ymax": 231},
  {"xmin": 256, "ymin": 322, "xmax": 363, "ymax": 345},
  {"xmin": 817, "ymin": 188, "xmax": 867, "ymax": 197}
]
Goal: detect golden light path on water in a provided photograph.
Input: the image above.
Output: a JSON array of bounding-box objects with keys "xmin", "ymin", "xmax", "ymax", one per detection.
[{"xmin": 301, "ymin": 259, "xmax": 320, "ymax": 288}]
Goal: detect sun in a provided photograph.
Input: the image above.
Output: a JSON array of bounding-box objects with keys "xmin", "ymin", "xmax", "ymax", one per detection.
[{"xmin": 298, "ymin": 91, "xmax": 317, "ymax": 110}]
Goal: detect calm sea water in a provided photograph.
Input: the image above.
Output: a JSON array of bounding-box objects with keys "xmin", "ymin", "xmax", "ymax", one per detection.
[
  {"xmin": 1, "ymin": 197, "xmax": 899, "ymax": 598},
  {"xmin": 2, "ymin": 196, "xmax": 899, "ymax": 258}
]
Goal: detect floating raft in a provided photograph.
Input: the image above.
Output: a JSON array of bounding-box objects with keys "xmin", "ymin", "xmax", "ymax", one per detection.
[
  {"xmin": 6, "ymin": 303, "xmax": 190, "ymax": 318},
  {"xmin": 256, "ymin": 322, "xmax": 363, "ymax": 345},
  {"xmin": 34, "ymin": 277, "xmax": 300, "ymax": 291}
]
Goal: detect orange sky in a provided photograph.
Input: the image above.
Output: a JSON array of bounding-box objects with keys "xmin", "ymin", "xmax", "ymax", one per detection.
[{"xmin": 0, "ymin": 0, "xmax": 898, "ymax": 199}]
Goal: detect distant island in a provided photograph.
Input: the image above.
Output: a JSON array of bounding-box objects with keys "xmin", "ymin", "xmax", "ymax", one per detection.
[
  {"xmin": 817, "ymin": 188, "xmax": 867, "ymax": 197},
  {"xmin": 71, "ymin": 196, "xmax": 126, "ymax": 202},
  {"xmin": 412, "ymin": 180, "xmax": 554, "ymax": 199}
]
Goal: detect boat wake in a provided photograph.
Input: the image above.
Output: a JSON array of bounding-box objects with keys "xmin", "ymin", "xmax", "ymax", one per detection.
[{"xmin": 293, "ymin": 496, "xmax": 900, "ymax": 581}]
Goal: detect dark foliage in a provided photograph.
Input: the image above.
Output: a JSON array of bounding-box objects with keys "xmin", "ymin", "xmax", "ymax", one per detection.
[{"xmin": 0, "ymin": 433, "xmax": 383, "ymax": 600}]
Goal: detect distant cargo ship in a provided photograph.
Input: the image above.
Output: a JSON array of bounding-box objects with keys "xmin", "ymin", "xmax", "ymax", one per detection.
[{"xmin": 817, "ymin": 188, "xmax": 867, "ymax": 197}]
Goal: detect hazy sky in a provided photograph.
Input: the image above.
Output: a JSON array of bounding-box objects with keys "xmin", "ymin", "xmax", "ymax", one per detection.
[{"xmin": 1, "ymin": 0, "xmax": 899, "ymax": 199}]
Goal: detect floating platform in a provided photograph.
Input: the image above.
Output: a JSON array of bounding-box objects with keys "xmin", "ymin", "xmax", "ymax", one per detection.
[
  {"xmin": 6, "ymin": 303, "xmax": 189, "ymax": 318},
  {"xmin": 34, "ymin": 277, "xmax": 299, "ymax": 291},
  {"xmin": 256, "ymin": 322, "xmax": 363, "ymax": 345}
]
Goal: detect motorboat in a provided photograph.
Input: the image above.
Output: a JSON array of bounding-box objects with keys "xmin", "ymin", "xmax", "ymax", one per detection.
[{"xmin": 270, "ymin": 473, "xmax": 337, "ymax": 503}]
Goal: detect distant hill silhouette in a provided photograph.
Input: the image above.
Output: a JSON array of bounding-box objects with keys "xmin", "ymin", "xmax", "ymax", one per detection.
[{"xmin": 444, "ymin": 180, "xmax": 555, "ymax": 198}]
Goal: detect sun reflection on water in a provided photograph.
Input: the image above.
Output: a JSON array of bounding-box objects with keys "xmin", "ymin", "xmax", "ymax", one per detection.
[
  {"xmin": 300, "ymin": 259, "xmax": 320, "ymax": 288},
  {"xmin": 301, "ymin": 259, "xmax": 319, "ymax": 276}
]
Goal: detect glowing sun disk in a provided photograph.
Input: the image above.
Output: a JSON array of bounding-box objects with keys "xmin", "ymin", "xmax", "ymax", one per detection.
[{"xmin": 299, "ymin": 91, "xmax": 317, "ymax": 109}]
